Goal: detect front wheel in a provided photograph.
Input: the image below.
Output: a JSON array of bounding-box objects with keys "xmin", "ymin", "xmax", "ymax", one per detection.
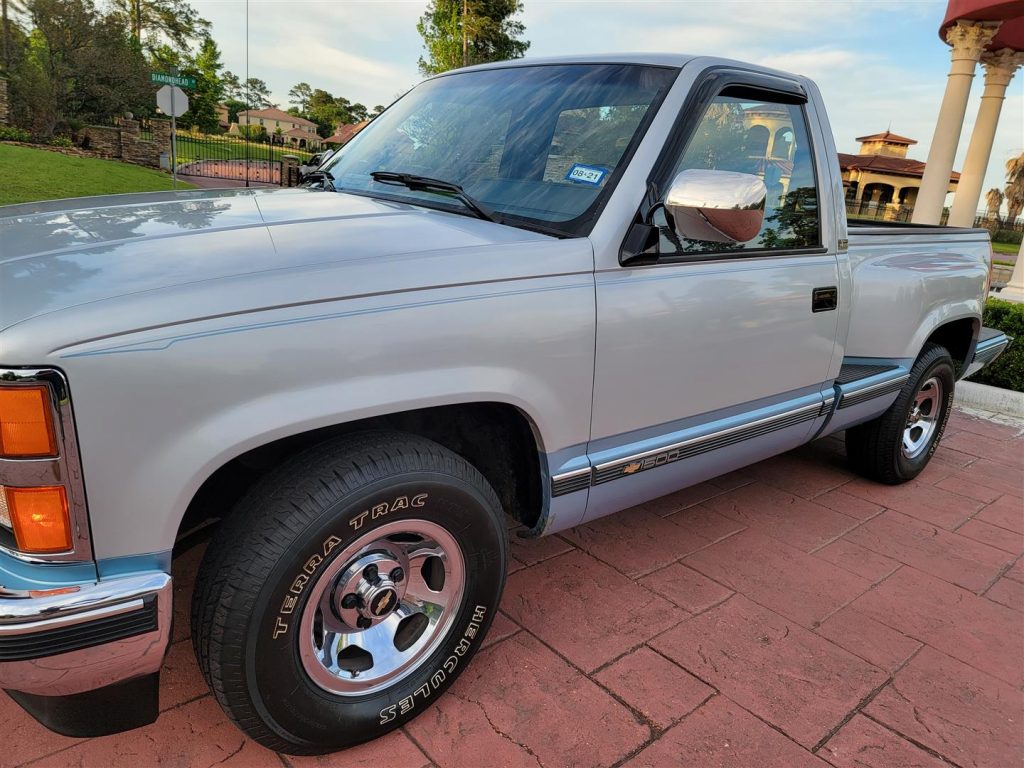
[
  {"xmin": 845, "ymin": 342, "xmax": 955, "ymax": 484},
  {"xmin": 191, "ymin": 432, "xmax": 507, "ymax": 754}
]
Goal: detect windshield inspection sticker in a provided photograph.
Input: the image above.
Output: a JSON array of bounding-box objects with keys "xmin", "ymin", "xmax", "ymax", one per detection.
[{"xmin": 565, "ymin": 164, "xmax": 607, "ymax": 186}]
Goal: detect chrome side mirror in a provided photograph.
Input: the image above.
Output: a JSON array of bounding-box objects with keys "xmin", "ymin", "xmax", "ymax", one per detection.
[{"xmin": 664, "ymin": 169, "xmax": 767, "ymax": 244}]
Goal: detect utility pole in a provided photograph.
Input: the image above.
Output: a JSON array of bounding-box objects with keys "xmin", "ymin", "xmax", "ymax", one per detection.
[{"xmin": 462, "ymin": 0, "xmax": 468, "ymax": 68}]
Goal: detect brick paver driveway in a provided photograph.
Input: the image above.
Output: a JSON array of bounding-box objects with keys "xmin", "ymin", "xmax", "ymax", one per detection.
[{"xmin": 4, "ymin": 408, "xmax": 1022, "ymax": 767}]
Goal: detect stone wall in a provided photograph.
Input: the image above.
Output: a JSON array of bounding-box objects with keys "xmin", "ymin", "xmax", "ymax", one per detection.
[
  {"xmin": 80, "ymin": 117, "xmax": 171, "ymax": 168},
  {"xmin": 0, "ymin": 78, "xmax": 9, "ymax": 126}
]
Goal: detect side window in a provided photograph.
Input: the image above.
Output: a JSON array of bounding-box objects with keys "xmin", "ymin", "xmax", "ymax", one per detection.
[{"xmin": 654, "ymin": 94, "xmax": 820, "ymax": 256}]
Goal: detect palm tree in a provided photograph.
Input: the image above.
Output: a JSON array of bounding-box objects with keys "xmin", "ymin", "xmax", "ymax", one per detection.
[
  {"xmin": 985, "ymin": 188, "xmax": 1004, "ymax": 223},
  {"xmin": 1006, "ymin": 153, "xmax": 1024, "ymax": 224}
]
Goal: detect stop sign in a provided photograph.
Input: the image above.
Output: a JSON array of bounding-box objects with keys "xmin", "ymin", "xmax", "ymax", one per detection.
[{"xmin": 156, "ymin": 85, "xmax": 189, "ymax": 117}]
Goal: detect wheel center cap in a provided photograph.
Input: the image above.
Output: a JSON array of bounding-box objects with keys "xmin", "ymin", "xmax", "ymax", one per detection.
[{"xmin": 366, "ymin": 585, "xmax": 399, "ymax": 617}]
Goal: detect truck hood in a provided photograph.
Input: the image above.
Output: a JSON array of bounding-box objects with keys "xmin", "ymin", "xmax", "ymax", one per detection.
[{"xmin": 0, "ymin": 187, "xmax": 553, "ymax": 347}]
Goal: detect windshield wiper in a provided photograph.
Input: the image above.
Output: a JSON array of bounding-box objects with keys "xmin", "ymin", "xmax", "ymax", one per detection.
[{"xmin": 369, "ymin": 171, "xmax": 500, "ymax": 223}]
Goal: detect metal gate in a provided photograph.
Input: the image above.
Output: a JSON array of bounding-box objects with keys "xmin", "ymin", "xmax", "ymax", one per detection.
[{"xmin": 174, "ymin": 132, "xmax": 314, "ymax": 185}]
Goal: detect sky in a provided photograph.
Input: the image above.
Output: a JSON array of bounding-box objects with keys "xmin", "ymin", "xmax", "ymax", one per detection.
[{"xmin": 190, "ymin": 0, "xmax": 1024, "ymax": 205}]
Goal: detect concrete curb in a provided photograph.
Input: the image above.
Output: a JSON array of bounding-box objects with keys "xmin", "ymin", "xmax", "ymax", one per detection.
[{"xmin": 955, "ymin": 381, "xmax": 1024, "ymax": 418}]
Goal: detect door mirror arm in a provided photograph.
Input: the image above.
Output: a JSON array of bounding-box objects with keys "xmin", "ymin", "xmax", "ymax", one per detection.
[{"xmin": 620, "ymin": 182, "xmax": 665, "ymax": 265}]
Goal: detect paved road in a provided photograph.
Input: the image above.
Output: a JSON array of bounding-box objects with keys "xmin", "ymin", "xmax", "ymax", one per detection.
[{"xmin": 4, "ymin": 407, "xmax": 1022, "ymax": 767}]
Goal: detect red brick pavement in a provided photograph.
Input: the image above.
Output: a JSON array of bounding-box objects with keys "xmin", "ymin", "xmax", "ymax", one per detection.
[{"xmin": 4, "ymin": 408, "xmax": 1022, "ymax": 767}]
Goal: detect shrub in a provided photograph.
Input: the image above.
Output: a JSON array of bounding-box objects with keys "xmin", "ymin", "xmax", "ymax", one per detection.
[
  {"xmin": 48, "ymin": 135, "xmax": 73, "ymax": 148},
  {"xmin": 0, "ymin": 126, "xmax": 32, "ymax": 142},
  {"xmin": 993, "ymin": 229, "xmax": 1023, "ymax": 245},
  {"xmin": 968, "ymin": 298, "xmax": 1024, "ymax": 392}
]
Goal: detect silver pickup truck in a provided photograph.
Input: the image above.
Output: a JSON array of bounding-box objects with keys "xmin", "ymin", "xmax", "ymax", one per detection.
[{"xmin": 0, "ymin": 53, "xmax": 1011, "ymax": 754}]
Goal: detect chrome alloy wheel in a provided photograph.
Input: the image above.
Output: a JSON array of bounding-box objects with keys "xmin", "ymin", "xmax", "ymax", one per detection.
[
  {"xmin": 902, "ymin": 376, "xmax": 943, "ymax": 460},
  {"xmin": 298, "ymin": 519, "xmax": 465, "ymax": 696}
]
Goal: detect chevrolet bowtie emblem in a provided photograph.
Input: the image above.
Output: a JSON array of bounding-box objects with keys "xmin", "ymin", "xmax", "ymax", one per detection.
[{"xmin": 622, "ymin": 462, "xmax": 642, "ymax": 474}]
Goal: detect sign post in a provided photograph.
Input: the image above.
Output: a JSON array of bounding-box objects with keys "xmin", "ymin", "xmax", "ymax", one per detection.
[
  {"xmin": 153, "ymin": 68, "xmax": 193, "ymax": 189},
  {"xmin": 156, "ymin": 84, "xmax": 189, "ymax": 189}
]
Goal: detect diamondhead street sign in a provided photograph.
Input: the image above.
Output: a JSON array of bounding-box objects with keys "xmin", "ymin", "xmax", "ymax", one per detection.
[{"xmin": 151, "ymin": 71, "xmax": 196, "ymax": 89}]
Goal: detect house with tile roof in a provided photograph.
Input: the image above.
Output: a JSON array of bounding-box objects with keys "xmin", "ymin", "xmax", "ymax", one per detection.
[
  {"xmin": 232, "ymin": 107, "xmax": 323, "ymax": 149},
  {"xmin": 323, "ymin": 121, "xmax": 369, "ymax": 147}
]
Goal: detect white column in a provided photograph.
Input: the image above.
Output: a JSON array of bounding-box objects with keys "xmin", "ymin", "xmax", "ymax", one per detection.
[
  {"xmin": 1000, "ymin": 241, "xmax": 1024, "ymax": 303},
  {"xmin": 912, "ymin": 20, "xmax": 1001, "ymax": 225},
  {"xmin": 949, "ymin": 49, "xmax": 1024, "ymax": 227}
]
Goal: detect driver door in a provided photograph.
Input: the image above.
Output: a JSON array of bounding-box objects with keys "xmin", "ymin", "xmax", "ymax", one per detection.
[{"xmin": 584, "ymin": 78, "xmax": 840, "ymax": 521}]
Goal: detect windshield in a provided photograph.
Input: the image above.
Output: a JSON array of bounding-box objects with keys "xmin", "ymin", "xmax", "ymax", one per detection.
[{"xmin": 321, "ymin": 63, "xmax": 677, "ymax": 235}]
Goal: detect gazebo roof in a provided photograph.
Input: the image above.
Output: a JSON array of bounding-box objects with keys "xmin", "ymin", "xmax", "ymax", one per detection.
[{"xmin": 855, "ymin": 131, "xmax": 918, "ymax": 145}]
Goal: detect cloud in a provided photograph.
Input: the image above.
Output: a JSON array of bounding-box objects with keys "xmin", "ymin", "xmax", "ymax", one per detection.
[{"xmin": 190, "ymin": 0, "xmax": 1021, "ymax": 205}]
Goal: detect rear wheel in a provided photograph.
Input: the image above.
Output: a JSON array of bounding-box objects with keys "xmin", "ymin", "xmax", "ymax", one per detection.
[
  {"xmin": 845, "ymin": 342, "xmax": 955, "ymax": 484},
  {"xmin": 191, "ymin": 432, "xmax": 507, "ymax": 754}
]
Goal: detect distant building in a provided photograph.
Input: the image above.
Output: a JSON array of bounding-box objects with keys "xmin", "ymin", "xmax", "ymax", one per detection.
[
  {"xmin": 839, "ymin": 131, "xmax": 959, "ymax": 218},
  {"xmin": 233, "ymin": 107, "xmax": 322, "ymax": 149},
  {"xmin": 323, "ymin": 121, "xmax": 369, "ymax": 147},
  {"xmin": 215, "ymin": 103, "xmax": 230, "ymax": 131}
]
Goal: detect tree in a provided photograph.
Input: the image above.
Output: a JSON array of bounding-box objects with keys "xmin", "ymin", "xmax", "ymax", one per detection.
[
  {"xmin": 417, "ymin": 0, "xmax": 528, "ymax": 76},
  {"xmin": 11, "ymin": 0, "xmax": 150, "ymax": 136},
  {"xmin": 222, "ymin": 96, "xmax": 245, "ymax": 124},
  {"xmin": 306, "ymin": 86, "xmax": 337, "ymax": 135},
  {"xmin": 221, "ymin": 68, "xmax": 242, "ymax": 100},
  {"xmin": 288, "ymin": 81, "xmax": 312, "ymax": 112},
  {"xmin": 243, "ymin": 76, "xmax": 273, "ymax": 109},
  {"xmin": 1005, "ymin": 153, "xmax": 1024, "ymax": 224},
  {"xmin": 2, "ymin": 0, "xmax": 25, "ymax": 73},
  {"xmin": 108, "ymin": 0, "xmax": 209, "ymax": 51},
  {"xmin": 985, "ymin": 188, "xmax": 1004, "ymax": 222},
  {"xmin": 179, "ymin": 35, "xmax": 223, "ymax": 132}
]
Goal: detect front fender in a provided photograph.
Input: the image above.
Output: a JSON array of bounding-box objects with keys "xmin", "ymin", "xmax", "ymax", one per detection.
[{"xmin": 46, "ymin": 273, "xmax": 596, "ymax": 560}]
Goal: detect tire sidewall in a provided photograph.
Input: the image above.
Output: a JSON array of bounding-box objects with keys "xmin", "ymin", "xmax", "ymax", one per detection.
[
  {"xmin": 245, "ymin": 472, "xmax": 505, "ymax": 751},
  {"xmin": 895, "ymin": 354, "xmax": 955, "ymax": 478}
]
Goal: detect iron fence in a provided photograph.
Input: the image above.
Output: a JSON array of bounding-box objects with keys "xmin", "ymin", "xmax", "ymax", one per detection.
[
  {"xmin": 173, "ymin": 131, "xmax": 316, "ymax": 185},
  {"xmin": 845, "ymin": 200, "xmax": 917, "ymax": 223}
]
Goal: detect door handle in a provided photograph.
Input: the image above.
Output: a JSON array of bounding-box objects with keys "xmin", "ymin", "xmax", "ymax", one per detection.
[{"xmin": 812, "ymin": 286, "xmax": 838, "ymax": 312}]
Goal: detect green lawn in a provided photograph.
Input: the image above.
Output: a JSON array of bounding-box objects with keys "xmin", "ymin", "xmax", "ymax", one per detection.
[
  {"xmin": 992, "ymin": 240, "xmax": 1020, "ymax": 256},
  {"xmin": 0, "ymin": 143, "xmax": 195, "ymax": 206}
]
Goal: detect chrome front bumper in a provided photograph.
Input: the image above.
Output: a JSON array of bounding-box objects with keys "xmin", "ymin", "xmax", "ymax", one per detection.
[{"xmin": 0, "ymin": 572, "xmax": 172, "ymax": 696}]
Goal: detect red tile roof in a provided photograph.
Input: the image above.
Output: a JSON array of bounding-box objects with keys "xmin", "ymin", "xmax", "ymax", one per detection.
[
  {"xmin": 237, "ymin": 107, "xmax": 317, "ymax": 127},
  {"xmin": 855, "ymin": 131, "xmax": 917, "ymax": 145},
  {"xmin": 839, "ymin": 152, "xmax": 960, "ymax": 181},
  {"xmin": 324, "ymin": 121, "xmax": 369, "ymax": 145},
  {"xmin": 281, "ymin": 126, "xmax": 319, "ymax": 139}
]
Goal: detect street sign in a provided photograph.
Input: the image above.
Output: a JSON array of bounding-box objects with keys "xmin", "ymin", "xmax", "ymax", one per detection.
[
  {"xmin": 151, "ymin": 71, "xmax": 196, "ymax": 89},
  {"xmin": 156, "ymin": 85, "xmax": 189, "ymax": 117}
]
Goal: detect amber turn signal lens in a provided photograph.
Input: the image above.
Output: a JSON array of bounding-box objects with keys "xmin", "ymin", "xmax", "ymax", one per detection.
[
  {"xmin": 4, "ymin": 486, "xmax": 72, "ymax": 553},
  {"xmin": 0, "ymin": 386, "xmax": 58, "ymax": 458}
]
